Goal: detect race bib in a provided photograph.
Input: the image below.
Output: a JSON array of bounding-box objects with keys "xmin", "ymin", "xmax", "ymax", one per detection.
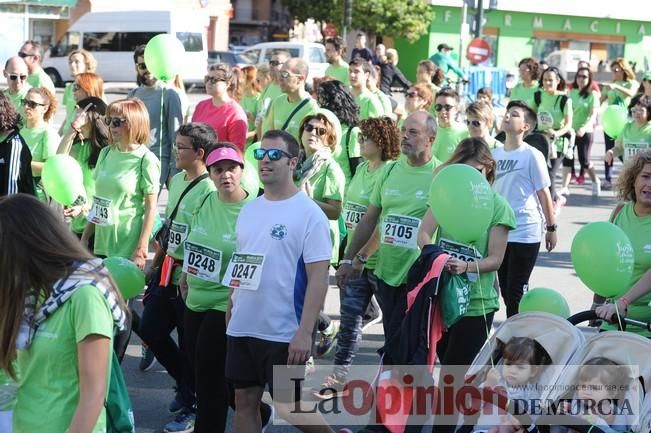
[
  {"xmin": 624, "ymin": 143, "xmax": 649, "ymax": 161},
  {"xmin": 223, "ymin": 253, "xmax": 265, "ymax": 291},
  {"xmin": 381, "ymin": 214, "xmax": 420, "ymax": 249},
  {"xmin": 183, "ymin": 241, "xmax": 222, "ymax": 283},
  {"xmin": 87, "ymin": 196, "xmax": 113, "ymax": 226},
  {"xmin": 167, "ymin": 222, "xmax": 188, "ymax": 254},
  {"xmin": 343, "ymin": 202, "xmax": 367, "ymax": 230},
  {"xmin": 439, "ymin": 238, "xmax": 483, "ymax": 282},
  {"xmin": 537, "ymin": 111, "xmax": 554, "ymax": 130}
]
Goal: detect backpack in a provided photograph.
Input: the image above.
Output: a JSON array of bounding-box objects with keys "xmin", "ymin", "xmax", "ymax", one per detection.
[
  {"xmin": 534, "ymin": 90, "xmax": 568, "ymax": 113},
  {"xmin": 105, "ymin": 351, "xmax": 136, "ymax": 433}
]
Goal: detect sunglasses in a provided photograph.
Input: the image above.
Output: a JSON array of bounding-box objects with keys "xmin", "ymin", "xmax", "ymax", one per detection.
[
  {"xmin": 465, "ymin": 119, "xmax": 482, "ymax": 127},
  {"xmin": 104, "ymin": 117, "xmax": 128, "ymax": 127},
  {"xmin": 279, "ymin": 70, "xmax": 301, "ymax": 79},
  {"xmin": 17, "ymin": 51, "xmax": 35, "ymax": 58},
  {"xmin": 136, "ymin": 62, "xmax": 147, "ymax": 70},
  {"xmin": 304, "ymin": 124, "xmax": 327, "ymax": 136},
  {"xmin": 204, "ymin": 76, "xmax": 226, "ymax": 85},
  {"xmin": 576, "ymin": 75, "xmax": 589, "ymax": 79},
  {"xmin": 269, "ymin": 60, "xmax": 284, "ymax": 66},
  {"xmin": 8, "ymin": 73, "xmax": 27, "ymax": 81},
  {"xmin": 22, "ymin": 99, "xmax": 46, "ymax": 109},
  {"xmin": 435, "ymin": 103, "xmax": 455, "ymax": 112},
  {"xmin": 406, "ymin": 91, "xmax": 419, "ymax": 98},
  {"xmin": 253, "ymin": 148, "xmax": 294, "ymax": 161}
]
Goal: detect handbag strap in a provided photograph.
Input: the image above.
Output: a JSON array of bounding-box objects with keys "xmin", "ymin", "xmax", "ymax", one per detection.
[
  {"xmin": 168, "ymin": 173, "xmax": 209, "ymax": 222},
  {"xmin": 281, "ymin": 98, "xmax": 310, "ymax": 131}
]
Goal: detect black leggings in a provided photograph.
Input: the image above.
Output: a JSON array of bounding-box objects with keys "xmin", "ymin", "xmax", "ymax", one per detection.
[
  {"xmin": 604, "ymin": 132, "xmax": 615, "ymax": 181},
  {"xmin": 498, "ymin": 241, "xmax": 541, "ymax": 318},
  {"xmin": 184, "ymin": 308, "xmax": 229, "ymax": 433},
  {"xmin": 549, "ymin": 151, "xmax": 563, "ymax": 199},
  {"xmin": 576, "ymin": 132, "xmax": 593, "ymax": 171}
]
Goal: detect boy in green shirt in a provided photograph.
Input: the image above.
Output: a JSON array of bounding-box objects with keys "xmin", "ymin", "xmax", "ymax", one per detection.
[{"xmin": 349, "ymin": 59, "xmax": 384, "ymax": 120}]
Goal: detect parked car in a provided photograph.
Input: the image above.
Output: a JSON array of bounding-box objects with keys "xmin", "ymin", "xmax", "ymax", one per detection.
[
  {"xmin": 240, "ymin": 41, "xmax": 328, "ymax": 85},
  {"xmin": 207, "ymin": 51, "xmax": 251, "ymax": 69},
  {"xmin": 43, "ymin": 10, "xmax": 208, "ymax": 86}
]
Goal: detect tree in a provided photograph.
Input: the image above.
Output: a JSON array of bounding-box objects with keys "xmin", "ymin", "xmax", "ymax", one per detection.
[{"xmin": 280, "ymin": 0, "xmax": 433, "ymax": 43}]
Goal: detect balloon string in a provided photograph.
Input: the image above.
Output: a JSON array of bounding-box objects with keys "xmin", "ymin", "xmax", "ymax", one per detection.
[
  {"xmin": 159, "ymin": 87, "xmax": 164, "ymax": 163},
  {"xmin": 472, "ymin": 245, "xmax": 494, "ymax": 369},
  {"xmin": 613, "ymin": 298, "xmax": 624, "ymax": 331}
]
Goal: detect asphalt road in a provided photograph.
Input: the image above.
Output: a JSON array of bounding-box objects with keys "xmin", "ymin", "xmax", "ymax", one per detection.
[{"xmin": 48, "ymin": 86, "xmax": 617, "ymax": 433}]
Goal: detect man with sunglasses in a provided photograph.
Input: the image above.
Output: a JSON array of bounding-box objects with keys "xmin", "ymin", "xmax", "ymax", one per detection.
[
  {"xmin": 254, "ymin": 50, "xmax": 290, "ymax": 134},
  {"xmin": 261, "ymin": 58, "xmax": 318, "ymax": 142},
  {"xmin": 226, "ymin": 130, "xmax": 334, "ymax": 433},
  {"xmin": 18, "ymin": 40, "xmax": 55, "ymax": 94},
  {"xmin": 128, "ymin": 45, "xmax": 183, "ymax": 188},
  {"xmin": 2, "ymin": 56, "xmax": 31, "ymax": 118},
  {"xmin": 432, "ymin": 88, "xmax": 469, "ymax": 162}
]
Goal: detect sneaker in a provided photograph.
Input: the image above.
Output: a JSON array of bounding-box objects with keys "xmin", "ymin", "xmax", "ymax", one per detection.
[
  {"xmin": 305, "ymin": 356, "xmax": 316, "ymax": 376},
  {"xmin": 570, "ymin": 174, "xmax": 578, "ymax": 184},
  {"xmin": 168, "ymin": 388, "xmax": 184, "ymax": 414},
  {"xmin": 558, "ymin": 186, "xmax": 570, "ymax": 197},
  {"xmin": 576, "ymin": 175, "xmax": 585, "ymax": 185},
  {"xmin": 315, "ymin": 322, "xmax": 339, "ymax": 358},
  {"xmin": 553, "ymin": 196, "xmax": 566, "ymax": 217},
  {"xmin": 261, "ymin": 402, "xmax": 274, "ymax": 433},
  {"xmin": 592, "ymin": 179, "xmax": 601, "ymax": 197},
  {"xmin": 601, "ymin": 179, "xmax": 612, "ymax": 190},
  {"xmin": 163, "ymin": 410, "xmax": 195, "ymax": 433},
  {"xmin": 138, "ymin": 345, "xmax": 156, "ymax": 372},
  {"xmin": 312, "ymin": 373, "xmax": 349, "ymax": 400}
]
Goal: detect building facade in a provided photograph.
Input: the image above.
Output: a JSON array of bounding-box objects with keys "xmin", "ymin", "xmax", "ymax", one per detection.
[{"xmin": 229, "ymin": 0, "xmax": 292, "ymax": 50}]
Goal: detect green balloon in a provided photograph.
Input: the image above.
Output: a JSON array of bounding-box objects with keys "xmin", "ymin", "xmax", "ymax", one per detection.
[
  {"xmin": 601, "ymin": 105, "xmax": 628, "ymax": 138},
  {"xmin": 41, "ymin": 155, "xmax": 85, "ymax": 206},
  {"xmin": 429, "ymin": 164, "xmax": 494, "ymax": 243},
  {"xmin": 571, "ymin": 222, "xmax": 634, "ymax": 298},
  {"xmin": 241, "ymin": 142, "xmax": 261, "ymax": 196},
  {"xmin": 519, "ymin": 287, "xmax": 571, "ymax": 318},
  {"xmin": 144, "ymin": 34, "xmax": 185, "ymax": 81},
  {"xmin": 103, "ymin": 257, "xmax": 145, "ymax": 300}
]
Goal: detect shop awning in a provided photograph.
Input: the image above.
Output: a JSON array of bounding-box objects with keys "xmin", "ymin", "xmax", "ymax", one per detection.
[{"xmin": 0, "ymin": 0, "xmax": 79, "ymax": 6}]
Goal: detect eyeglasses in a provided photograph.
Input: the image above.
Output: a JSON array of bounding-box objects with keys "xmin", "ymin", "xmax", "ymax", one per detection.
[
  {"xmin": 406, "ymin": 91, "xmax": 419, "ymax": 98},
  {"xmin": 204, "ymin": 76, "xmax": 226, "ymax": 85},
  {"xmin": 253, "ymin": 148, "xmax": 294, "ymax": 161},
  {"xmin": 576, "ymin": 75, "xmax": 589, "ymax": 79},
  {"xmin": 269, "ymin": 60, "xmax": 284, "ymax": 67},
  {"xmin": 631, "ymin": 107, "xmax": 647, "ymax": 114},
  {"xmin": 465, "ymin": 119, "xmax": 482, "ymax": 127},
  {"xmin": 435, "ymin": 103, "xmax": 455, "ymax": 112},
  {"xmin": 22, "ymin": 99, "xmax": 46, "ymax": 109},
  {"xmin": 136, "ymin": 62, "xmax": 148, "ymax": 70},
  {"xmin": 304, "ymin": 124, "xmax": 327, "ymax": 136},
  {"xmin": 174, "ymin": 144, "xmax": 194, "ymax": 152},
  {"xmin": 279, "ymin": 70, "xmax": 302, "ymax": 80},
  {"xmin": 7, "ymin": 73, "xmax": 27, "ymax": 81},
  {"xmin": 17, "ymin": 51, "xmax": 35, "ymax": 59},
  {"xmin": 104, "ymin": 117, "xmax": 128, "ymax": 127},
  {"xmin": 72, "ymin": 83, "xmax": 81, "ymax": 91}
]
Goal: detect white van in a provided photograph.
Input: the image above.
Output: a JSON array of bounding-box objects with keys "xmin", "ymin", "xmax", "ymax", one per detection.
[
  {"xmin": 240, "ymin": 42, "xmax": 328, "ymax": 85},
  {"xmin": 43, "ymin": 10, "xmax": 208, "ymax": 86}
]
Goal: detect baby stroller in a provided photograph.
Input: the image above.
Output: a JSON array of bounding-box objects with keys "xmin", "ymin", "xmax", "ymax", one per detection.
[
  {"xmin": 457, "ymin": 311, "xmax": 586, "ymax": 433},
  {"xmin": 635, "ymin": 393, "xmax": 651, "ymax": 433}
]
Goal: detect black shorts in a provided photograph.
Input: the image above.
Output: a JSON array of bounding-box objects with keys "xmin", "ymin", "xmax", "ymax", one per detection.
[{"xmin": 225, "ymin": 336, "xmax": 306, "ymax": 403}]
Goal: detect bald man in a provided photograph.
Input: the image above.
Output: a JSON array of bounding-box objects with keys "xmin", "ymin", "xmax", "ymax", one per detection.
[
  {"xmin": 261, "ymin": 58, "xmax": 318, "ymax": 142},
  {"xmin": 2, "ymin": 56, "xmax": 32, "ymax": 118}
]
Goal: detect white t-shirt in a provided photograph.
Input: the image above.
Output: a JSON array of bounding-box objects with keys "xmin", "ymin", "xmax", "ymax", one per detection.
[
  {"xmin": 226, "ymin": 191, "xmax": 332, "ymax": 343},
  {"xmin": 492, "ymin": 144, "xmax": 550, "ymax": 243}
]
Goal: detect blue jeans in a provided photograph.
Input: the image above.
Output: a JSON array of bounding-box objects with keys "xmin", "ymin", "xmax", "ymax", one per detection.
[{"xmin": 334, "ymin": 270, "xmax": 378, "ymax": 379}]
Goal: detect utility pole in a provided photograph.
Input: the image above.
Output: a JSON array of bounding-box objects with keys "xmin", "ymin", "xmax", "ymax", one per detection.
[
  {"xmin": 343, "ymin": 0, "xmax": 352, "ymax": 42},
  {"xmin": 458, "ymin": 0, "xmax": 468, "ymax": 69},
  {"xmin": 474, "ymin": 0, "xmax": 484, "ymax": 38}
]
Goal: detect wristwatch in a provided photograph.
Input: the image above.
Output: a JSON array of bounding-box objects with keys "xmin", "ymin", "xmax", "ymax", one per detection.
[
  {"xmin": 355, "ymin": 253, "xmax": 368, "ymax": 264},
  {"xmin": 546, "ymin": 224, "xmax": 558, "ymax": 233},
  {"xmin": 339, "ymin": 259, "xmax": 353, "ymax": 266}
]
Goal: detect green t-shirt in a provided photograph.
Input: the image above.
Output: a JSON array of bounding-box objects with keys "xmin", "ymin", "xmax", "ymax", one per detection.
[
  {"xmin": 333, "ymin": 124, "xmax": 361, "ymax": 186},
  {"xmin": 1, "ymin": 85, "xmax": 30, "ymax": 120},
  {"xmin": 485, "ymin": 136, "xmax": 502, "ymax": 150},
  {"xmin": 602, "ymin": 202, "xmax": 651, "ymax": 336},
  {"xmin": 615, "ymin": 121, "xmax": 651, "ymax": 162},
  {"xmin": 70, "ymin": 140, "xmax": 96, "ymax": 234},
  {"xmin": 370, "ymin": 156, "xmax": 439, "ymax": 286},
  {"xmin": 304, "ymin": 156, "xmax": 346, "ymax": 264},
  {"xmin": 185, "ymin": 191, "xmax": 254, "ymax": 312},
  {"xmin": 165, "ymin": 171, "xmax": 216, "ymax": 284},
  {"xmin": 355, "ymin": 91, "xmax": 384, "ymax": 120},
  {"xmin": 0, "ymin": 366, "xmax": 17, "ymax": 411},
  {"xmin": 262, "ymin": 94, "xmax": 319, "ymax": 142},
  {"xmin": 372, "ymin": 89, "xmax": 393, "ymax": 116},
  {"xmin": 325, "ymin": 63, "xmax": 350, "ymax": 86},
  {"xmin": 255, "ymin": 82, "xmax": 283, "ymax": 121},
  {"xmin": 568, "ymin": 88, "xmax": 598, "ymax": 132},
  {"xmin": 92, "ymin": 145, "xmax": 160, "ymax": 258},
  {"xmin": 532, "ymin": 91, "xmax": 573, "ymax": 153},
  {"xmin": 433, "ymin": 123, "xmax": 469, "ymax": 163},
  {"xmin": 240, "ymin": 93, "xmax": 259, "ymax": 133},
  {"xmin": 19, "ymin": 124, "xmax": 59, "ymax": 201},
  {"xmin": 343, "ymin": 160, "xmax": 391, "ymax": 269},
  {"xmin": 433, "ymin": 191, "xmax": 515, "ymax": 316},
  {"xmin": 26, "ymin": 68, "xmax": 55, "ymax": 95},
  {"xmin": 14, "ymin": 284, "xmax": 114, "ymax": 433},
  {"xmin": 607, "ymin": 80, "xmax": 638, "ymax": 107},
  {"xmin": 60, "ymin": 83, "xmax": 77, "ymax": 136},
  {"xmin": 510, "ymin": 82, "xmax": 539, "ymax": 109}
]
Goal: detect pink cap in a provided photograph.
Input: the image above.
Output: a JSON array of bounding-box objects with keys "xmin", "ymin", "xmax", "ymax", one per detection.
[{"xmin": 206, "ymin": 146, "xmax": 244, "ymax": 167}]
